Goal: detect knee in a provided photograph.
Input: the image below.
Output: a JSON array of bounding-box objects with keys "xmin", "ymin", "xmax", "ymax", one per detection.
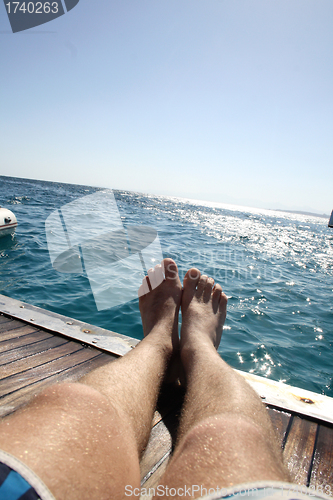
[
  {"xmin": 177, "ymin": 413, "xmax": 285, "ymax": 473},
  {"xmin": 31, "ymin": 382, "xmax": 137, "ymax": 449},
  {"xmin": 33, "ymin": 382, "xmax": 135, "ymax": 440},
  {"xmin": 178, "ymin": 414, "xmax": 268, "ymax": 455},
  {"xmin": 33, "ymin": 382, "xmax": 109, "ymax": 413}
]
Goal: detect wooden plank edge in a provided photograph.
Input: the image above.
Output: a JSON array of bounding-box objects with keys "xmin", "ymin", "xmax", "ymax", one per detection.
[
  {"xmin": 0, "ymin": 294, "xmax": 139, "ymax": 357},
  {"xmin": 237, "ymin": 370, "xmax": 333, "ymax": 425}
]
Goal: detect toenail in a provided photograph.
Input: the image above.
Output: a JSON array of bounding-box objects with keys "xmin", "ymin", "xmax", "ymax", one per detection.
[{"xmin": 189, "ymin": 269, "xmax": 200, "ymax": 279}]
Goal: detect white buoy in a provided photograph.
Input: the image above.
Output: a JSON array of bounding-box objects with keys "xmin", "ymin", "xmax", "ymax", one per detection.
[{"xmin": 0, "ymin": 207, "xmax": 18, "ymax": 237}]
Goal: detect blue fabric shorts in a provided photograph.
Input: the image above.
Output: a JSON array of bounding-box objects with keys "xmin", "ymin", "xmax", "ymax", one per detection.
[{"xmin": 0, "ymin": 450, "xmax": 55, "ymax": 500}]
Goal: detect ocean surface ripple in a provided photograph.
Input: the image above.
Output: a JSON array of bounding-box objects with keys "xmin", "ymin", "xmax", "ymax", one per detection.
[{"xmin": 1, "ymin": 176, "xmax": 332, "ymax": 397}]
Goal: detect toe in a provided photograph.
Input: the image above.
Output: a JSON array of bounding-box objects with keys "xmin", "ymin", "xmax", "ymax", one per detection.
[
  {"xmin": 163, "ymin": 258, "xmax": 179, "ymax": 282},
  {"xmin": 203, "ymin": 277, "xmax": 215, "ymax": 302},
  {"xmin": 212, "ymin": 283, "xmax": 222, "ymax": 311},
  {"xmin": 182, "ymin": 268, "xmax": 200, "ymax": 309},
  {"xmin": 219, "ymin": 292, "xmax": 228, "ymax": 312},
  {"xmin": 195, "ymin": 274, "xmax": 208, "ymax": 298},
  {"xmin": 183, "ymin": 267, "xmax": 201, "ymax": 292}
]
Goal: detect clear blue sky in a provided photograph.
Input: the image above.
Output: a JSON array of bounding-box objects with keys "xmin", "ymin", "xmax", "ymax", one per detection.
[{"xmin": 1, "ymin": 0, "xmax": 332, "ymax": 214}]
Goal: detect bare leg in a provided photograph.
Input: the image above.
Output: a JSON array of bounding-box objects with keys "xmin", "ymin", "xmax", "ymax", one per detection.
[
  {"xmin": 157, "ymin": 269, "xmax": 289, "ymax": 498},
  {"xmin": 0, "ymin": 258, "xmax": 182, "ymax": 500}
]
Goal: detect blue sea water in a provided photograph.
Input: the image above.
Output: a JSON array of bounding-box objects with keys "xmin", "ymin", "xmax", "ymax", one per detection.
[{"xmin": 0, "ymin": 175, "xmax": 332, "ymax": 397}]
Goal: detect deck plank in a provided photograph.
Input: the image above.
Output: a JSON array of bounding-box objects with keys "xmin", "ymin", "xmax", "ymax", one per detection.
[
  {"xmin": 0, "ymin": 336, "xmax": 69, "ymax": 365},
  {"xmin": 0, "ymin": 331, "xmax": 52, "ymax": 353},
  {"xmin": 267, "ymin": 407, "xmax": 291, "ymax": 445},
  {"xmin": 0, "ymin": 318, "xmax": 31, "ymax": 333},
  {"xmin": 0, "ymin": 324, "xmax": 40, "ymax": 343},
  {"xmin": 283, "ymin": 415, "xmax": 318, "ymax": 485},
  {"xmin": 140, "ymin": 418, "xmax": 172, "ymax": 483},
  {"xmin": 0, "ymin": 352, "xmax": 113, "ymax": 417},
  {"xmin": 310, "ymin": 423, "xmax": 333, "ymax": 492},
  {"xmin": 0, "ymin": 346, "xmax": 104, "ymax": 396},
  {"xmin": 0, "ymin": 341, "xmax": 81, "ymax": 379},
  {"xmin": 0, "ymin": 315, "xmax": 13, "ymax": 325},
  {"xmin": 141, "ymin": 458, "xmax": 169, "ymax": 499},
  {"xmin": 140, "ymin": 385, "xmax": 184, "ymax": 490}
]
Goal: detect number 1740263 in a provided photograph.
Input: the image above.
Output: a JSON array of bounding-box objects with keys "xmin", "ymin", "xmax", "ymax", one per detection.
[{"xmin": 5, "ymin": 2, "xmax": 59, "ymax": 14}]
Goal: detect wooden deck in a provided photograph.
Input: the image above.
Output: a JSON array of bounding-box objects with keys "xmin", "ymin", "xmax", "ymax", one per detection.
[{"xmin": 0, "ymin": 310, "xmax": 332, "ymax": 495}]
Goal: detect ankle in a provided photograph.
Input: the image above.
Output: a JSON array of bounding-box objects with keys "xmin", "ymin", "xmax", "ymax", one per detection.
[
  {"xmin": 180, "ymin": 336, "xmax": 217, "ymax": 369},
  {"xmin": 143, "ymin": 326, "xmax": 174, "ymax": 357}
]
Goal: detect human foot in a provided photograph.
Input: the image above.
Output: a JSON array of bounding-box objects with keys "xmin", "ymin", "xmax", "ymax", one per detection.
[
  {"xmin": 180, "ymin": 268, "xmax": 227, "ymax": 353},
  {"xmin": 138, "ymin": 258, "xmax": 182, "ymax": 353}
]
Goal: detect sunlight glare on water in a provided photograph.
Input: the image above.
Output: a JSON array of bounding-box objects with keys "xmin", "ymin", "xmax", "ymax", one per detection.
[{"xmin": 0, "ymin": 176, "xmax": 332, "ymax": 397}]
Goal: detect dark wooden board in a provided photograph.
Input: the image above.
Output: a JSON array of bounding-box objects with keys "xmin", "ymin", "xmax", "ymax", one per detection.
[
  {"xmin": 310, "ymin": 423, "xmax": 333, "ymax": 492},
  {"xmin": 0, "ymin": 341, "xmax": 84, "ymax": 379},
  {"xmin": 0, "ymin": 324, "xmax": 40, "ymax": 343},
  {"xmin": 283, "ymin": 415, "xmax": 318, "ymax": 485},
  {"xmin": 0, "ymin": 346, "xmax": 105, "ymax": 396},
  {"xmin": 0, "ymin": 315, "xmax": 13, "ymax": 325},
  {"xmin": 0, "ymin": 316, "xmax": 116, "ymax": 416},
  {"xmin": 0, "ymin": 318, "xmax": 31, "ymax": 333},
  {"xmin": 141, "ymin": 457, "xmax": 169, "ymax": 493},
  {"xmin": 140, "ymin": 418, "xmax": 172, "ymax": 483},
  {"xmin": 140, "ymin": 406, "xmax": 182, "ymax": 489},
  {"xmin": 267, "ymin": 407, "xmax": 291, "ymax": 445},
  {"xmin": 0, "ymin": 352, "xmax": 113, "ymax": 417},
  {"xmin": 0, "ymin": 336, "xmax": 68, "ymax": 365},
  {"xmin": 0, "ymin": 331, "xmax": 52, "ymax": 353}
]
